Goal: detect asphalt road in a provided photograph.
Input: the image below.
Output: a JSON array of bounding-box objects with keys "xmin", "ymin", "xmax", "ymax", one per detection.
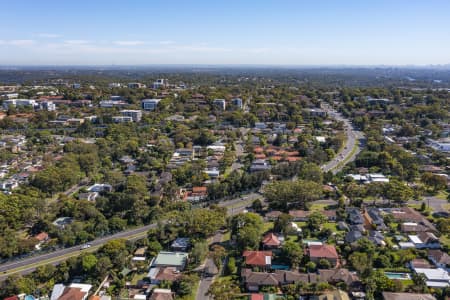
[
  {"xmin": 321, "ymin": 108, "xmax": 364, "ymax": 174},
  {"xmin": 0, "ymin": 223, "xmax": 157, "ymax": 281},
  {"xmin": 195, "ymin": 232, "xmax": 224, "ymax": 300},
  {"xmin": 408, "ymin": 196, "xmax": 449, "ymax": 213}
]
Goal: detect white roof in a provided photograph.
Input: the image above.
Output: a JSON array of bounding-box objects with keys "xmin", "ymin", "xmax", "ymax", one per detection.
[
  {"xmin": 426, "ymin": 281, "xmax": 449, "ymax": 287},
  {"xmin": 398, "ymin": 242, "xmax": 415, "ymax": 248},
  {"xmin": 415, "ymin": 268, "xmax": 450, "ymax": 281},
  {"xmin": 403, "ymin": 222, "xmax": 418, "ymax": 226},
  {"xmin": 132, "ymin": 256, "xmax": 146, "ymax": 261},
  {"xmin": 371, "ymin": 178, "xmax": 389, "ymax": 183},
  {"xmin": 147, "ymin": 267, "xmax": 160, "ymax": 279},
  {"xmin": 315, "ymin": 136, "xmax": 326, "ymax": 143},
  {"xmin": 153, "ymin": 289, "xmax": 172, "ymax": 294},
  {"xmin": 69, "ymin": 283, "xmax": 92, "ymax": 292},
  {"xmin": 369, "ymin": 173, "xmax": 386, "ymax": 178},
  {"xmin": 409, "ymin": 235, "xmax": 422, "ymax": 244},
  {"xmin": 307, "ymin": 241, "xmax": 323, "ymax": 246},
  {"xmin": 134, "ymin": 294, "xmax": 147, "ymax": 300},
  {"xmin": 265, "ymin": 256, "xmax": 272, "ymax": 265},
  {"xmin": 50, "ymin": 284, "xmax": 66, "ymax": 300},
  {"xmin": 348, "ymin": 174, "xmax": 367, "ymax": 181}
]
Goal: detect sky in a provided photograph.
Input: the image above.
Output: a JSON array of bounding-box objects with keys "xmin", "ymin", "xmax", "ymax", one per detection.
[{"xmin": 1, "ymin": 0, "xmax": 450, "ymax": 66}]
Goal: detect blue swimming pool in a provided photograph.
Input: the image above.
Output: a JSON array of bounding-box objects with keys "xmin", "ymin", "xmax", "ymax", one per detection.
[
  {"xmin": 384, "ymin": 272, "xmax": 410, "ymax": 280},
  {"xmin": 271, "ymin": 264, "xmax": 290, "ymax": 270}
]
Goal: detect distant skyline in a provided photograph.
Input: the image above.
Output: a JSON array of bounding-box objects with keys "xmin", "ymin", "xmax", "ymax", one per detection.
[{"xmin": 1, "ymin": 0, "xmax": 450, "ymax": 66}]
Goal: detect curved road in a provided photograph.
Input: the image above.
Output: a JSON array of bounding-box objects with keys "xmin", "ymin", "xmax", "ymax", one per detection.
[{"xmin": 321, "ymin": 106, "xmax": 364, "ymax": 174}]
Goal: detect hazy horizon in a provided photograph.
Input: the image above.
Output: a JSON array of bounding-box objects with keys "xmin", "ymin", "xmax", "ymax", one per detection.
[{"xmin": 1, "ymin": 0, "xmax": 450, "ymax": 66}]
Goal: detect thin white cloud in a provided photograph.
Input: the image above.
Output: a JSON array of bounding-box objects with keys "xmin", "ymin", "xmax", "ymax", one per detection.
[
  {"xmin": 64, "ymin": 40, "xmax": 89, "ymax": 45},
  {"xmin": 159, "ymin": 40, "xmax": 175, "ymax": 45},
  {"xmin": 114, "ymin": 40, "xmax": 146, "ymax": 46},
  {"xmin": 37, "ymin": 33, "xmax": 62, "ymax": 38},
  {"xmin": 6, "ymin": 40, "xmax": 34, "ymax": 46}
]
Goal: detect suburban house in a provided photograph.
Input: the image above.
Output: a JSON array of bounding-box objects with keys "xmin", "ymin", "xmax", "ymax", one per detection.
[
  {"xmin": 149, "ymin": 289, "xmax": 174, "ymax": 300},
  {"xmin": 368, "ymin": 231, "xmax": 386, "ymax": 246},
  {"xmin": 413, "ymin": 268, "xmax": 450, "ymax": 288},
  {"xmin": 170, "ymin": 238, "xmax": 190, "ymax": 252},
  {"xmin": 363, "ymin": 208, "xmax": 386, "ymax": 230},
  {"xmin": 241, "ymin": 269, "xmax": 280, "ymax": 292},
  {"xmin": 382, "ymin": 292, "xmax": 436, "ymax": 300},
  {"xmin": 243, "ymin": 251, "xmax": 272, "ymax": 269},
  {"xmin": 151, "ymin": 252, "xmax": 189, "ymax": 271},
  {"xmin": 428, "ymin": 250, "xmax": 450, "ymax": 269},
  {"xmin": 308, "ymin": 244, "xmax": 339, "ymax": 267},
  {"xmin": 87, "ymin": 183, "xmax": 112, "ymax": 193},
  {"xmin": 34, "ymin": 232, "xmax": 49, "ymax": 249},
  {"xmin": 50, "ymin": 283, "xmax": 92, "ymax": 300},
  {"xmin": 142, "ymin": 99, "xmax": 161, "ymax": 111},
  {"xmin": 262, "ymin": 233, "xmax": 282, "ymax": 249},
  {"xmin": 131, "ymin": 247, "xmax": 147, "ymax": 262},
  {"xmin": 409, "ymin": 258, "xmax": 433, "ymax": 269},
  {"xmin": 408, "ymin": 232, "xmax": 440, "ymax": 249},
  {"xmin": 401, "ymin": 222, "xmax": 433, "ymax": 234},
  {"xmin": 314, "ymin": 290, "xmax": 350, "ymax": 300},
  {"xmin": 391, "ymin": 207, "xmax": 437, "ymax": 232},
  {"xmin": 147, "ymin": 267, "xmax": 181, "ymax": 284},
  {"xmin": 289, "ymin": 210, "xmax": 310, "ymax": 222},
  {"xmin": 265, "ymin": 211, "xmax": 283, "ymax": 221},
  {"xmin": 241, "ymin": 268, "xmax": 360, "ymax": 292},
  {"xmin": 346, "ymin": 208, "xmax": 364, "ymax": 225}
]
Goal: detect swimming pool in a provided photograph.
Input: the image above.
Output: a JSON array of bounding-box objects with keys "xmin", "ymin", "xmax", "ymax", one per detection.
[
  {"xmin": 384, "ymin": 272, "xmax": 411, "ymax": 280},
  {"xmin": 271, "ymin": 264, "xmax": 290, "ymax": 270}
]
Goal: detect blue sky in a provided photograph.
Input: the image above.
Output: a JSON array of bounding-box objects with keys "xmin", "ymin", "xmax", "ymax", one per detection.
[{"xmin": 1, "ymin": 0, "xmax": 450, "ymax": 65}]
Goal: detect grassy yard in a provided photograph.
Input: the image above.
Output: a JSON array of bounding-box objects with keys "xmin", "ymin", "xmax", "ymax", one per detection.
[
  {"xmin": 263, "ymin": 221, "xmax": 274, "ymax": 232},
  {"xmin": 179, "ymin": 281, "xmax": 199, "ymax": 300},
  {"xmin": 436, "ymin": 190, "xmax": 449, "ymax": 200},
  {"xmin": 130, "ymin": 272, "xmax": 147, "ymax": 285},
  {"xmin": 439, "ymin": 234, "xmax": 450, "ymax": 249},
  {"xmin": 308, "ymin": 203, "xmax": 329, "ymax": 211},
  {"xmin": 221, "ymin": 231, "xmax": 231, "ymax": 242},
  {"xmin": 322, "ymin": 222, "xmax": 338, "ymax": 232}
]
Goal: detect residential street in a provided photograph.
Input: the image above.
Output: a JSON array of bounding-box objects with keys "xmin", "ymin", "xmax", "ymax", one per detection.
[{"xmin": 195, "ymin": 232, "xmax": 223, "ymax": 300}]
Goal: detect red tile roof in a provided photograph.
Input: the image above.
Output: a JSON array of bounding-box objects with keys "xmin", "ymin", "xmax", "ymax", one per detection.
[
  {"xmin": 308, "ymin": 244, "xmax": 338, "ymax": 259},
  {"xmin": 34, "ymin": 232, "xmax": 49, "ymax": 242},
  {"xmin": 262, "ymin": 233, "xmax": 281, "ymax": 247},
  {"xmin": 251, "ymin": 295, "xmax": 264, "ymax": 300},
  {"xmin": 59, "ymin": 287, "xmax": 87, "ymax": 300},
  {"xmin": 192, "ymin": 186, "xmax": 207, "ymax": 193},
  {"xmin": 243, "ymin": 251, "xmax": 272, "ymax": 266}
]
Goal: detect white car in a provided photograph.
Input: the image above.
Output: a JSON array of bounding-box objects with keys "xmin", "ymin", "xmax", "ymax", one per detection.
[{"xmin": 80, "ymin": 243, "xmax": 91, "ymax": 250}]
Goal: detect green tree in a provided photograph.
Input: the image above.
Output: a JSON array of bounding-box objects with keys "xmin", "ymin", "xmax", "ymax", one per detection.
[
  {"xmin": 207, "ymin": 277, "xmax": 241, "ymax": 300},
  {"xmin": 264, "ymin": 180, "xmax": 323, "ymax": 209},
  {"xmin": 349, "ymin": 252, "xmax": 371, "ymax": 275},
  {"xmin": 307, "ymin": 211, "xmax": 327, "ymax": 231},
  {"xmin": 81, "ymin": 254, "xmax": 98, "ymax": 273},
  {"xmin": 421, "ymin": 172, "xmax": 447, "ymax": 193},
  {"xmin": 282, "ymin": 240, "xmax": 303, "ymax": 268},
  {"xmin": 191, "ymin": 240, "xmax": 209, "ymax": 265}
]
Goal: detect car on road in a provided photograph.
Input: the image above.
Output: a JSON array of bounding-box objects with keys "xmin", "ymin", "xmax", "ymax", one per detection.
[{"xmin": 80, "ymin": 243, "xmax": 91, "ymax": 250}]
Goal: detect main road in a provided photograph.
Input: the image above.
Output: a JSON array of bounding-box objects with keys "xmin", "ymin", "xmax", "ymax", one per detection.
[{"xmin": 321, "ymin": 105, "xmax": 364, "ymax": 174}]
